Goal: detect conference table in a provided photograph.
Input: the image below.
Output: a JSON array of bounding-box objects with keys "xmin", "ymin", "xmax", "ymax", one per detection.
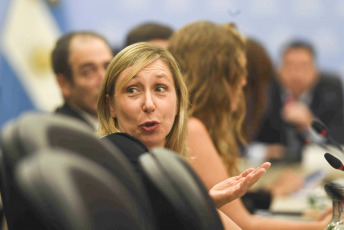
[{"xmin": 243, "ymin": 144, "xmax": 344, "ymax": 220}]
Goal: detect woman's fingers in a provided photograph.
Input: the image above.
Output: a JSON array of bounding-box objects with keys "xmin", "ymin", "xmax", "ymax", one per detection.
[
  {"xmin": 241, "ymin": 162, "xmax": 271, "ymax": 178},
  {"xmin": 240, "ymin": 168, "xmax": 255, "ymax": 178},
  {"xmin": 260, "ymin": 162, "xmax": 271, "ymax": 170},
  {"xmin": 240, "ymin": 162, "xmax": 271, "ymax": 189}
]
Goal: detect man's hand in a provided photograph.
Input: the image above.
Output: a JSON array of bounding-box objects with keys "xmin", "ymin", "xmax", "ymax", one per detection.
[
  {"xmin": 209, "ymin": 162, "xmax": 271, "ymax": 208},
  {"xmin": 282, "ymin": 101, "xmax": 313, "ymax": 132}
]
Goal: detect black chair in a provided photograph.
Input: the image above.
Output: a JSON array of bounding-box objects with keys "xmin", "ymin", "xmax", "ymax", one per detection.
[
  {"xmin": 139, "ymin": 148, "xmax": 224, "ymax": 230},
  {"xmin": 0, "ymin": 112, "xmax": 155, "ymax": 229},
  {"xmin": 15, "ymin": 149, "xmax": 150, "ymax": 230},
  {"xmin": 1, "ymin": 112, "xmax": 224, "ymax": 229}
]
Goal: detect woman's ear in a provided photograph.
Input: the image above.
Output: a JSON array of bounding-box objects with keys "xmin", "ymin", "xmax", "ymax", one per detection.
[{"xmin": 106, "ymin": 94, "xmax": 116, "ymax": 118}]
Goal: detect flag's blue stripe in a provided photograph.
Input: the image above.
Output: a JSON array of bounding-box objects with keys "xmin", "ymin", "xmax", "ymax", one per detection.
[
  {"xmin": 44, "ymin": 0, "xmax": 68, "ymax": 33},
  {"xmin": 0, "ymin": 53, "xmax": 36, "ymax": 128},
  {"xmin": 0, "ymin": 0, "xmax": 10, "ymax": 34}
]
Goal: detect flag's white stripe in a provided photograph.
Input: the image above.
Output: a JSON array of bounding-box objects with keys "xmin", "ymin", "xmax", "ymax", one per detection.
[{"xmin": 1, "ymin": 0, "xmax": 63, "ymax": 111}]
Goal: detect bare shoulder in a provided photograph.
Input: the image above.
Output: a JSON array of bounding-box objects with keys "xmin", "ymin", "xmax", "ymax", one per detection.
[
  {"xmin": 187, "ymin": 117, "xmax": 215, "ymax": 155},
  {"xmin": 188, "ymin": 117, "xmax": 209, "ymax": 135},
  {"xmin": 187, "ymin": 117, "xmax": 229, "ymax": 188}
]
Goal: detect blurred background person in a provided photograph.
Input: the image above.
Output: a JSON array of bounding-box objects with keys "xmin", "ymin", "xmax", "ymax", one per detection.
[
  {"xmin": 3, "ymin": 1, "xmax": 344, "ymax": 128},
  {"xmin": 52, "ymin": 31, "xmax": 113, "ymax": 132},
  {"xmin": 124, "ymin": 21, "xmax": 174, "ymax": 49},
  {"xmin": 168, "ymin": 21, "xmax": 330, "ymax": 230},
  {"xmin": 255, "ymin": 40, "xmax": 344, "ymax": 163},
  {"xmin": 241, "ymin": 38, "xmax": 304, "ymax": 213},
  {"xmin": 243, "ymin": 37, "xmax": 275, "ymax": 144}
]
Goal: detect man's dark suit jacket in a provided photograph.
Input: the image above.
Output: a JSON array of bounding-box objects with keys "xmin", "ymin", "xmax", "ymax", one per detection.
[
  {"xmin": 55, "ymin": 103, "xmax": 94, "ymax": 130},
  {"xmin": 255, "ymin": 74, "xmax": 344, "ymax": 153}
]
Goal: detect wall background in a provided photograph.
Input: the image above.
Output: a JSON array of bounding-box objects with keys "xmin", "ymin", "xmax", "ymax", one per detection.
[{"xmin": 1, "ymin": 0, "xmax": 344, "ymax": 126}]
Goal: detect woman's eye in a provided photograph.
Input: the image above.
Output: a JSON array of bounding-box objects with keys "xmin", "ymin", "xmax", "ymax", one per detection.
[
  {"xmin": 127, "ymin": 87, "xmax": 138, "ymax": 93},
  {"xmin": 156, "ymin": 86, "xmax": 166, "ymax": 92}
]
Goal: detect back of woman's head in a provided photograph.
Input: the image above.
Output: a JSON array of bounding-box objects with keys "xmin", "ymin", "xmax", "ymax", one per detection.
[
  {"xmin": 97, "ymin": 42, "xmax": 189, "ymax": 158},
  {"xmin": 244, "ymin": 38, "xmax": 275, "ymax": 141},
  {"xmin": 168, "ymin": 21, "xmax": 246, "ymax": 175}
]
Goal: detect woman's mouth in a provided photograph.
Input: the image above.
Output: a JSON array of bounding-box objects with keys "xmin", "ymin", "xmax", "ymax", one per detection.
[{"xmin": 141, "ymin": 121, "xmax": 159, "ymax": 132}]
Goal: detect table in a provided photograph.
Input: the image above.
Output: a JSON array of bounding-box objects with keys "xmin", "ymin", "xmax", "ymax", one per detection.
[{"xmin": 243, "ymin": 144, "xmax": 344, "ymax": 218}]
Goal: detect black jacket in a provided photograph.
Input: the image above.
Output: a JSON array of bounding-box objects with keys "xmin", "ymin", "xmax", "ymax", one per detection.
[{"xmin": 55, "ymin": 103, "xmax": 94, "ymax": 130}]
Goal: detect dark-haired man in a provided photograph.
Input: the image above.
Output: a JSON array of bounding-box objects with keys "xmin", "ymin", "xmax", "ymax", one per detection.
[
  {"xmin": 52, "ymin": 32, "xmax": 113, "ymax": 131},
  {"xmin": 254, "ymin": 40, "xmax": 344, "ymax": 162},
  {"xmin": 125, "ymin": 22, "xmax": 174, "ymax": 49}
]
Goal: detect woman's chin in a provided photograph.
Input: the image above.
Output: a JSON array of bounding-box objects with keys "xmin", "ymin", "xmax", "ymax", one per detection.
[{"xmin": 141, "ymin": 137, "xmax": 164, "ymax": 150}]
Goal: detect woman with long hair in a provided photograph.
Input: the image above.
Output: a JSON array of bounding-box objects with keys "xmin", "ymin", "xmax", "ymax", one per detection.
[
  {"xmin": 97, "ymin": 41, "xmax": 269, "ymax": 229},
  {"xmin": 168, "ymin": 20, "xmax": 330, "ymax": 230}
]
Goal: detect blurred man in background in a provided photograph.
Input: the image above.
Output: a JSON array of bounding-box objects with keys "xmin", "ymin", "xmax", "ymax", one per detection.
[
  {"xmin": 51, "ymin": 31, "xmax": 113, "ymax": 131},
  {"xmin": 255, "ymin": 40, "xmax": 344, "ymax": 162},
  {"xmin": 124, "ymin": 22, "xmax": 174, "ymax": 48}
]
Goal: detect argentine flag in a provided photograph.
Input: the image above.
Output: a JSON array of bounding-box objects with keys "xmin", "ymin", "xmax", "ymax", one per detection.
[{"xmin": 0, "ymin": 0, "xmax": 66, "ymax": 127}]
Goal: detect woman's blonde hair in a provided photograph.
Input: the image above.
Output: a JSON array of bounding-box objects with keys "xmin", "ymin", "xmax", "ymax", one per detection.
[
  {"xmin": 169, "ymin": 21, "xmax": 247, "ymax": 175},
  {"xmin": 97, "ymin": 42, "xmax": 189, "ymax": 159}
]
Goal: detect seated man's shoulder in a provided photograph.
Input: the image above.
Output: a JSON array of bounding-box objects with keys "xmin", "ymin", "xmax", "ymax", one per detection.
[{"xmin": 319, "ymin": 71, "xmax": 342, "ymax": 85}]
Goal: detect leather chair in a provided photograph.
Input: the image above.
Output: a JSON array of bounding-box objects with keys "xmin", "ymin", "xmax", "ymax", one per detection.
[
  {"xmin": 1, "ymin": 112, "xmax": 225, "ymax": 229},
  {"xmin": 0, "ymin": 112, "xmax": 155, "ymax": 229},
  {"xmin": 15, "ymin": 149, "xmax": 152, "ymax": 230},
  {"xmin": 139, "ymin": 148, "xmax": 224, "ymax": 230}
]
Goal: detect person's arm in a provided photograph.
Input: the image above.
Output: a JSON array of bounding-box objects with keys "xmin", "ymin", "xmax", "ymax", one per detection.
[
  {"xmin": 187, "ymin": 117, "xmax": 330, "ymax": 230},
  {"xmin": 268, "ymin": 169, "xmax": 304, "ymax": 197},
  {"xmin": 209, "ymin": 162, "xmax": 270, "ymax": 208},
  {"xmin": 218, "ymin": 209, "xmax": 242, "ymax": 230}
]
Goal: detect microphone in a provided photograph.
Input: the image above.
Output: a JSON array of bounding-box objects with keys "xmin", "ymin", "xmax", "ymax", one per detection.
[
  {"xmin": 324, "ymin": 152, "xmax": 344, "ymax": 171},
  {"xmin": 312, "ymin": 120, "xmax": 344, "ymax": 153},
  {"xmin": 324, "ymin": 182, "xmax": 344, "ymax": 200}
]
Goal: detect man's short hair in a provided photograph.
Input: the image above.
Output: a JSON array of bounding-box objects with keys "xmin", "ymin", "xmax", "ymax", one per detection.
[
  {"xmin": 125, "ymin": 22, "xmax": 174, "ymax": 47},
  {"xmin": 51, "ymin": 31, "xmax": 110, "ymax": 82},
  {"xmin": 281, "ymin": 40, "xmax": 316, "ymax": 59}
]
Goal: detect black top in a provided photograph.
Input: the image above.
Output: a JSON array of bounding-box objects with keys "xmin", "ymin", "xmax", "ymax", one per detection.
[
  {"xmin": 103, "ymin": 133, "xmax": 148, "ymax": 174},
  {"xmin": 102, "ymin": 133, "xmax": 184, "ymax": 230}
]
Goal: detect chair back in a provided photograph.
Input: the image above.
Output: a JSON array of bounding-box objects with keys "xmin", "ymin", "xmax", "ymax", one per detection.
[
  {"xmin": 15, "ymin": 149, "xmax": 149, "ymax": 230},
  {"xmin": 139, "ymin": 148, "xmax": 224, "ymax": 230},
  {"xmin": 0, "ymin": 112, "xmax": 154, "ymax": 229}
]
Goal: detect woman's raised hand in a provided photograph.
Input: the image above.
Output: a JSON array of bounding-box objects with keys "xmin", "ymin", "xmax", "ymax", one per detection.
[{"xmin": 209, "ymin": 162, "xmax": 271, "ymax": 208}]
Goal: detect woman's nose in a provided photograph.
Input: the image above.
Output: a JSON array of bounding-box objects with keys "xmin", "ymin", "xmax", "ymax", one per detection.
[{"xmin": 143, "ymin": 92, "xmax": 155, "ymax": 112}]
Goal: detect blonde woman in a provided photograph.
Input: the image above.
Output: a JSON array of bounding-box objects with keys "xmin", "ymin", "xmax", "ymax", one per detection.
[{"xmin": 97, "ymin": 42, "xmax": 269, "ymax": 229}]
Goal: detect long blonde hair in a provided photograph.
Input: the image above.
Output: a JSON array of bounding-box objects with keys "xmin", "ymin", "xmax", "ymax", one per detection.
[
  {"xmin": 97, "ymin": 42, "xmax": 189, "ymax": 159},
  {"xmin": 169, "ymin": 21, "xmax": 247, "ymax": 175}
]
